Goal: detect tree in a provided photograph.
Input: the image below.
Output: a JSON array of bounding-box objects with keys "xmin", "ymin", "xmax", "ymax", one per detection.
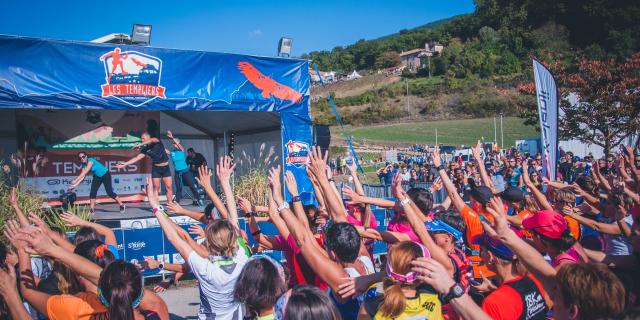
[
  {"xmin": 520, "ymin": 53, "xmax": 640, "ymax": 154},
  {"xmin": 375, "ymin": 51, "xmax": 401, "ymax": 69}
]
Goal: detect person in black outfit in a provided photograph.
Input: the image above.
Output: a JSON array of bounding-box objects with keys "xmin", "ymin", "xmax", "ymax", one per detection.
[
  {"xmin": 116, "ymin": 132, "xmax": 174, "ymax": 204},
  {"xmin": 186, "ymin": 148, "xmax": 207, "ymax": 173}
]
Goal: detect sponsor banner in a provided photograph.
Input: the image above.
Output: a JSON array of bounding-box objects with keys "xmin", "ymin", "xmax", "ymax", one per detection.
[
  {"xmin": 532, "ymin": 60, "xmax": 559, "ymax": 181},
  {"xmin": 16, "ymin": 109, "xmax": 158, "ymax": 201}
]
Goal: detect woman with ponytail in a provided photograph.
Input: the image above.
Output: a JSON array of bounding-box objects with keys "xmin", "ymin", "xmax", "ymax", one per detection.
[
  {"xmin": 359, "ymin": 241, "xmax": 442, "ymax": 319},
  {"xmin": 9, "ymin": 221, "xmax": 169, "ymax": 320}
]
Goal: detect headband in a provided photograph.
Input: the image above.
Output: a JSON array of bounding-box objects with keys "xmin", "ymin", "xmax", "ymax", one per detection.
[
  {"xmin": 386, "ymin": 243, "xmax": 430, "ymax": 283},
  {"xmin": 98, "ymin": 276, "xmax": 145, "ymax": 309},
  {"xmin": 274, "ymin": 289, "xmax": 292, "ymax": 320}
]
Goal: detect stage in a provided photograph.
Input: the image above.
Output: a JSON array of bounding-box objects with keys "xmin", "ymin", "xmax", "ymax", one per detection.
[{"xmin": 89, "ymin": 199, "xmax": 204, "ymax": 228}]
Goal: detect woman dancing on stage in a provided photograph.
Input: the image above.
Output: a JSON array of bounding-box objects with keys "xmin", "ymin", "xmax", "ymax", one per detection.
[
  {"xmin": 166, "ymin": 130, "xmax": 203, "ymax": 206},
  {"xmin": 116, "ymin": 132, "xmax": 174, "ymax": 204},
  {"xmin": 69, "ymin": 151, "xmax": 126, "ymax": 214}
]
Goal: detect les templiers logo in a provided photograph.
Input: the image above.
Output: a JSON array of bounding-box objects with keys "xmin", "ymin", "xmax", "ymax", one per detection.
[
  {"xmin": 99, "ymin": 48, "xmax": 166, "ymax": 106},
  {"xmin": 285, "ymin": 140, "xmax": 310, "ymax": 167}
]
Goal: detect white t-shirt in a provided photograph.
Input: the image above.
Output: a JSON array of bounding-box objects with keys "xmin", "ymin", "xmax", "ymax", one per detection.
[{"xmin": 188, "ymin": 251, "xmax": 248, "ymax": 320}]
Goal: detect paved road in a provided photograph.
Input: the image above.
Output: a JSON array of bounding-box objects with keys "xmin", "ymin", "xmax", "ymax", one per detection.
[{"xmin": 157, "ymin": 285, "xmax": 200, "ymax": 320}]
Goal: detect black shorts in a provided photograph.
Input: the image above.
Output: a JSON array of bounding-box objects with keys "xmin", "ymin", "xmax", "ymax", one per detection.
[{"xmin": 152, "ymin": 165, "xmax": 171, "ymax": 178}]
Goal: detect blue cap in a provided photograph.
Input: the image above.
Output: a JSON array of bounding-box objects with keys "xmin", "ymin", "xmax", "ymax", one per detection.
[
  {"xmin": 472, "ymin": 232, "xmax": 515, "ymax": 261},
  {"xmin": 425, "ymin": 219, "xmax": 463, "ymax": 241}
]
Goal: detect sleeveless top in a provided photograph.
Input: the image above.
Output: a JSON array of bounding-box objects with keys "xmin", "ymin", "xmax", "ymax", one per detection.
[
  {"xmin": 330, "ymin": 256, "xmax": 376, "ymax": 320},
  {"xmin": 363, "ymin": 285, "xmax": 443, "ymax": 320}
]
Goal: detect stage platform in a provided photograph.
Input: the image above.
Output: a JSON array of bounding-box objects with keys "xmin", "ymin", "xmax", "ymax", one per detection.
[{"xmin": 89, "ymin": 200, "xmax": 204, "ymax": 228}]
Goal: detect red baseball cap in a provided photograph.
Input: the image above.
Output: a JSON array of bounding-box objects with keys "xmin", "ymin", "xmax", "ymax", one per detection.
[{"xmin": 522, "ymin": 210, "xmax": 567, "ymax": 239}]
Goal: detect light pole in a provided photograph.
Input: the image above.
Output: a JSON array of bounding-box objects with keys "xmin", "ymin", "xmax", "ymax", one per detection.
[
  {"xmin": 500, "ymin": 113, "xmax": 504, "ymax": 150},
  {"xmin": 494, "ymin": 117, "xmax": 497, "ymax": 146}
]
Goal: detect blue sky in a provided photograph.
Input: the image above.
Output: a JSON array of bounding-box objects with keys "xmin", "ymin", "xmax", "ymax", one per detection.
[{"xmin": 0, "ymin": 0, "xmax": 475, "ymax": 57}]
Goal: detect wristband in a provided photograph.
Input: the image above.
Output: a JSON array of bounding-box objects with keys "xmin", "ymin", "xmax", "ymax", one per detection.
[
  {"xmin": 158, "ymin": 263, "xmax": 164, "ymax": 270},
  {"xmin": 152, "ymin": 205, "xmax": 165, "ymax": 214},
  {"xmin": 277, "ymin": 202, "xmax": 290, "ymax": 212},
  {"xmin": 436, "ymin": 164, "xmax": 446, "ymax": 171},
  {"xmin": 244, "ymin": 211, "xmax": 256, "ymax": 218},
  {"xmin": 252, "ymin": 229, "xmax": 262, "ymax": 236},
  {"xmin": 292, "ymin": 195, "xmax": 301, "ymax": 203},
  {"xmin": 328, "ymin": 178, "xmax": 335, "ymax": 182},
  {"xmin": 399, "ymin": 197, "xmax": 410, "ymax": 206}
]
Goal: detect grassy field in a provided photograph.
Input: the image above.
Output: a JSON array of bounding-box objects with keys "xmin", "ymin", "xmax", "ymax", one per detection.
[{"xmin": 335, "ymin": 117, "xmax": 538, "ymax": 147}]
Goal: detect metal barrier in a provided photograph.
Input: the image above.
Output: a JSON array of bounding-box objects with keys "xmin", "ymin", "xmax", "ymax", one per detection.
[{"xmin": 338, "ymin": 182, "xmax": 446, "ymax": 203}]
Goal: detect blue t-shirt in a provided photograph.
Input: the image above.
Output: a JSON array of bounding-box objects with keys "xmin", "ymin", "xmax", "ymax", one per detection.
[
  {"xmin": 170, "ymin": 149, "xmax": 189, "ymax": 172},
  {"xmin": 83, "ymin": 157, "xmax": 108, "ymax": 177}
]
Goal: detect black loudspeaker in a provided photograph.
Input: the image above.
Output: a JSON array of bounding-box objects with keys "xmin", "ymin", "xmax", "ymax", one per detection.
[
  {"xmin": 313, "ymin": 125, "xmax": 331, "ymax": 154},
  {"xmin": 59, "ymin": 191, "xmax": 77, "ymax": 210}
]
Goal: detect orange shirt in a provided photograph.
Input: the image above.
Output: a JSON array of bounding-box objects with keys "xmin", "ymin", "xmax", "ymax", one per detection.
[
  {"xmin": 482, "ymin": 275, "xmax": 548, "ymax": 320},
  {"xmin": 460, "ymin": 205, "xmax": 495, "ymax": 278},
  {"xmin": 47, "ymin": 292, "xmax": 107, "ymax": 320}
]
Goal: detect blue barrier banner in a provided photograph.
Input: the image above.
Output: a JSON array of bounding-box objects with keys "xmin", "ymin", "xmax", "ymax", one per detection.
[
  {"xmin": 0, "ymin": 35, "xmax": 315, "ymax": 199},
  {"xmin": 121, "ymin": 227, "xmax": 166, "ymax": 276}
]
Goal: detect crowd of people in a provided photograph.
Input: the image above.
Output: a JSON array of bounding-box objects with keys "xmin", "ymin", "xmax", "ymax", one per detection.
[{"xmin": 1, "ymin": 139, "xmax": 639, "ymax": 320}]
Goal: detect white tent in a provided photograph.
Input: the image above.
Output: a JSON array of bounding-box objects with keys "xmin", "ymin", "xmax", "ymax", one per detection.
[{"xmin": 346, "ymin": 70, "xmax": 362, "ymax": 80}]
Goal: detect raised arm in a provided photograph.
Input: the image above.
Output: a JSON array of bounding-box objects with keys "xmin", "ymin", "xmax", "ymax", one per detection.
[
  {"xmin": 522, "ymin": 160, "xmax": 554, "ymax": 211},
  {"xmin": 472, "ymin": 141, "xmax": 497, "ymax": 193},
  {"xmin": 307, "ymin": 146, "xmax": 347, "ymax": 222},
  {"xmin": 347, "ymin": 160, "xmax": 366, "ymax": 196},
  {"xmin": 432, "ymin": 147, "xmax": 465, "ymax": 212},
  {"xmin": 285, "ymin": 170, "xmax": 310, "ymax": 231},
  {"xmin": 70, "ymin": 162, "xmax": 92, "ymax": 189},
  {"xmin": 216, "ymin": 156, "xmax": 239, "ymax": 229},
  {"xmin": 269, "ymin": 166, "xmax": 348, "ymax": 294},
  {"xmin": 624, "ymin": 145, "xmax": 639, "ymax": 183},
  {"xmin": 0, "ymin": 264, "xmax": 31, "ymax": 320},
  {"xmin": 482, "ymin": 197, "xmax": 557, "ymax": 296},
  {"xmin": 9, "ymin": 188, "xmax": 29, "ymax": 227},
  {"xmin": 342, "ymin": 187, "xmax": 395, "ymax": 208},
  {"xmin": 239, "ymin": 195, "xmax": 288, "ymax": 250},
  {"xmin": 115, "ymin": 153, "xmax": 146, "ymax": 169},
  {"xmin": 393, "ymin": 173, "xmax": 453, "ymax": 275},
  {"xmin": 412, "ymin": 257, "xmax": 492, "ymax": 320},
  {"xmin": 61, "ymin": 211, "xmax": 117, "ymax": 246},
  {"xmin": 195, "ymin": 165, "xmax": 229, "ymax": 219},
  {"xmin": 166, "ymin": 131, "xmax": 184, "ymax": 151},
  {"xmin": 167, "ymin": 202, "xmax": 206, "ymax": 222},
  {"xmin": 28, "ymin": 212, "xmax": 76, "ymax": 253},
  {"xmin": 565, "ymin": 208, "xmax": 623, "ymax": 235}
]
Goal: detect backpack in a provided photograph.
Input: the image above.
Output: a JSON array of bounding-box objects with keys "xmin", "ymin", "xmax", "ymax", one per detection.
[{"xmin": 449, "ymin": 247, "xmax": 470, "ymax": 289}]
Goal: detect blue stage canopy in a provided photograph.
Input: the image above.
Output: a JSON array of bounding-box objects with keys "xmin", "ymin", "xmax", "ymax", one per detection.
[{"xmin": 0, "ymin": 35, "xmax": 314, "ymax": 200}]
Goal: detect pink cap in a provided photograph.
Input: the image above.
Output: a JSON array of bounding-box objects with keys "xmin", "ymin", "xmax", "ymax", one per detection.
[{"xmin": 522, "ymin": 210, "xmax": 567, "ymax": 239}]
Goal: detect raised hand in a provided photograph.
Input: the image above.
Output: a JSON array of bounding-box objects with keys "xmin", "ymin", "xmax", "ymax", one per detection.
[
  {"xmin": 284, "ymin": 170, "xmax": 299, "ymax": 197},
  {"xmin": 411, "ymin": 257, "xmax": 456, "ymax": 295},
  {"xmin": 15, "ymin": 226, "xmax": 57, "ymax": 256},
  {"xmin": 166, "ymin": 131, "xmax": 174, "ymax": 139},
  {"xmin": 471, "ymin": 140, "xmax": 482, "ymax": 160},
  {"xmin": 429, "ymin": 177, "xmax": 443, "ymax": 193},
  {"xmin": 484, "ymin": 197, "xmax": 511, "ymax": 239},
  {"xmin": 236, "ymin": 196, "xmax": 253, "ymax": 215},
  {"xmin": 307, "ymin": 145, "xmax": 328, "ymax": 179},
  {"xmin": 472, "ymin": 271, "xmax": 498, "ymax": 293},
  {"xmin": 342, "ymin": 187, "xmax": 364, "ymax": 205},
  {"xmin": 346, "ymin": 160, "xmax": 358, "ymax": 176},
  {"xmin": 9, "ymin": 188, "xmax": 17, "ymax": 207},
  {"xmin": 3, "ymin": 220, "xmax": 28, "ymax": 251},
  {"xmin": 144, "ymin": 257, "xmax": 162, "ymax": 270},
  {"xmin": 60, "ymin": 211, "xmax": 85, "ymax": 227},
  {"xmin": 430, "ymin": 146, "xmax": 442, "ymax": 167},
  {"xmin": 167, "ymin": 202, "xmax": 186, "ymax": 215},
  {"xmin": 115, "ymin": 162, "xmax": 126, "ymax": 169},
  {"xmin": 188, "ymin": 224, "xmax": 205, "ymax": 239},
  {"xmin": 391, "ymin": 172, "xmax": 404, "ymax": 199},
  {"xmin": 268, "ymin": 166, "xmax": 284, "ymax": 203},
  {"xmin": 195, "ymin": 165, "xmax": 213, "ymax": 191},
  {"xmin": 216, "ymin": 156, "xmax": 236, "ymax": 185},
  {"xmin": 0, "ymin": 265, "xmax": 19, "ymax": 297}
]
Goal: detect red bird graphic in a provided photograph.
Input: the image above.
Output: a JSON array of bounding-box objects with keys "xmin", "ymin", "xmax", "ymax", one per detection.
[{"xmin": 238, "ymin": 62, "xmax": 303, "ymax": 103}]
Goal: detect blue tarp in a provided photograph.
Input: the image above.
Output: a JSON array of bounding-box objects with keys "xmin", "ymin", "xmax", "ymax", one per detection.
[{"xmin": 0, "ymin": 35, "xmax": 313, "ymax": 199}]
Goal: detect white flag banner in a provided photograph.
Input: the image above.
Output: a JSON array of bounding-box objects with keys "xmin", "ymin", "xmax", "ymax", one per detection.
[{"xmin": 533, "ymin": 59, "xmax": 559, "ymax": 181}]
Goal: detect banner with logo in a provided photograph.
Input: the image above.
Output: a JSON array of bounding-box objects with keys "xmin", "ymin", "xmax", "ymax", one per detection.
[
  {"xmin": 532, "ymin": 59, "xmax": 559, "ymax": 181},
  {"xmin": 16, "ymin": 109, "xmax": 157, "ymax": 201},
  {"xmin": 0, "ymin": 35, "xmax": 313, "ymax": 201}
]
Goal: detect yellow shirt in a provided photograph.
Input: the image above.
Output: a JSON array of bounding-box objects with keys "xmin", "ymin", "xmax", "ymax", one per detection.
[{"xmin": 364, "ymin": 288, "xmax": 444, "ymax": 320}]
